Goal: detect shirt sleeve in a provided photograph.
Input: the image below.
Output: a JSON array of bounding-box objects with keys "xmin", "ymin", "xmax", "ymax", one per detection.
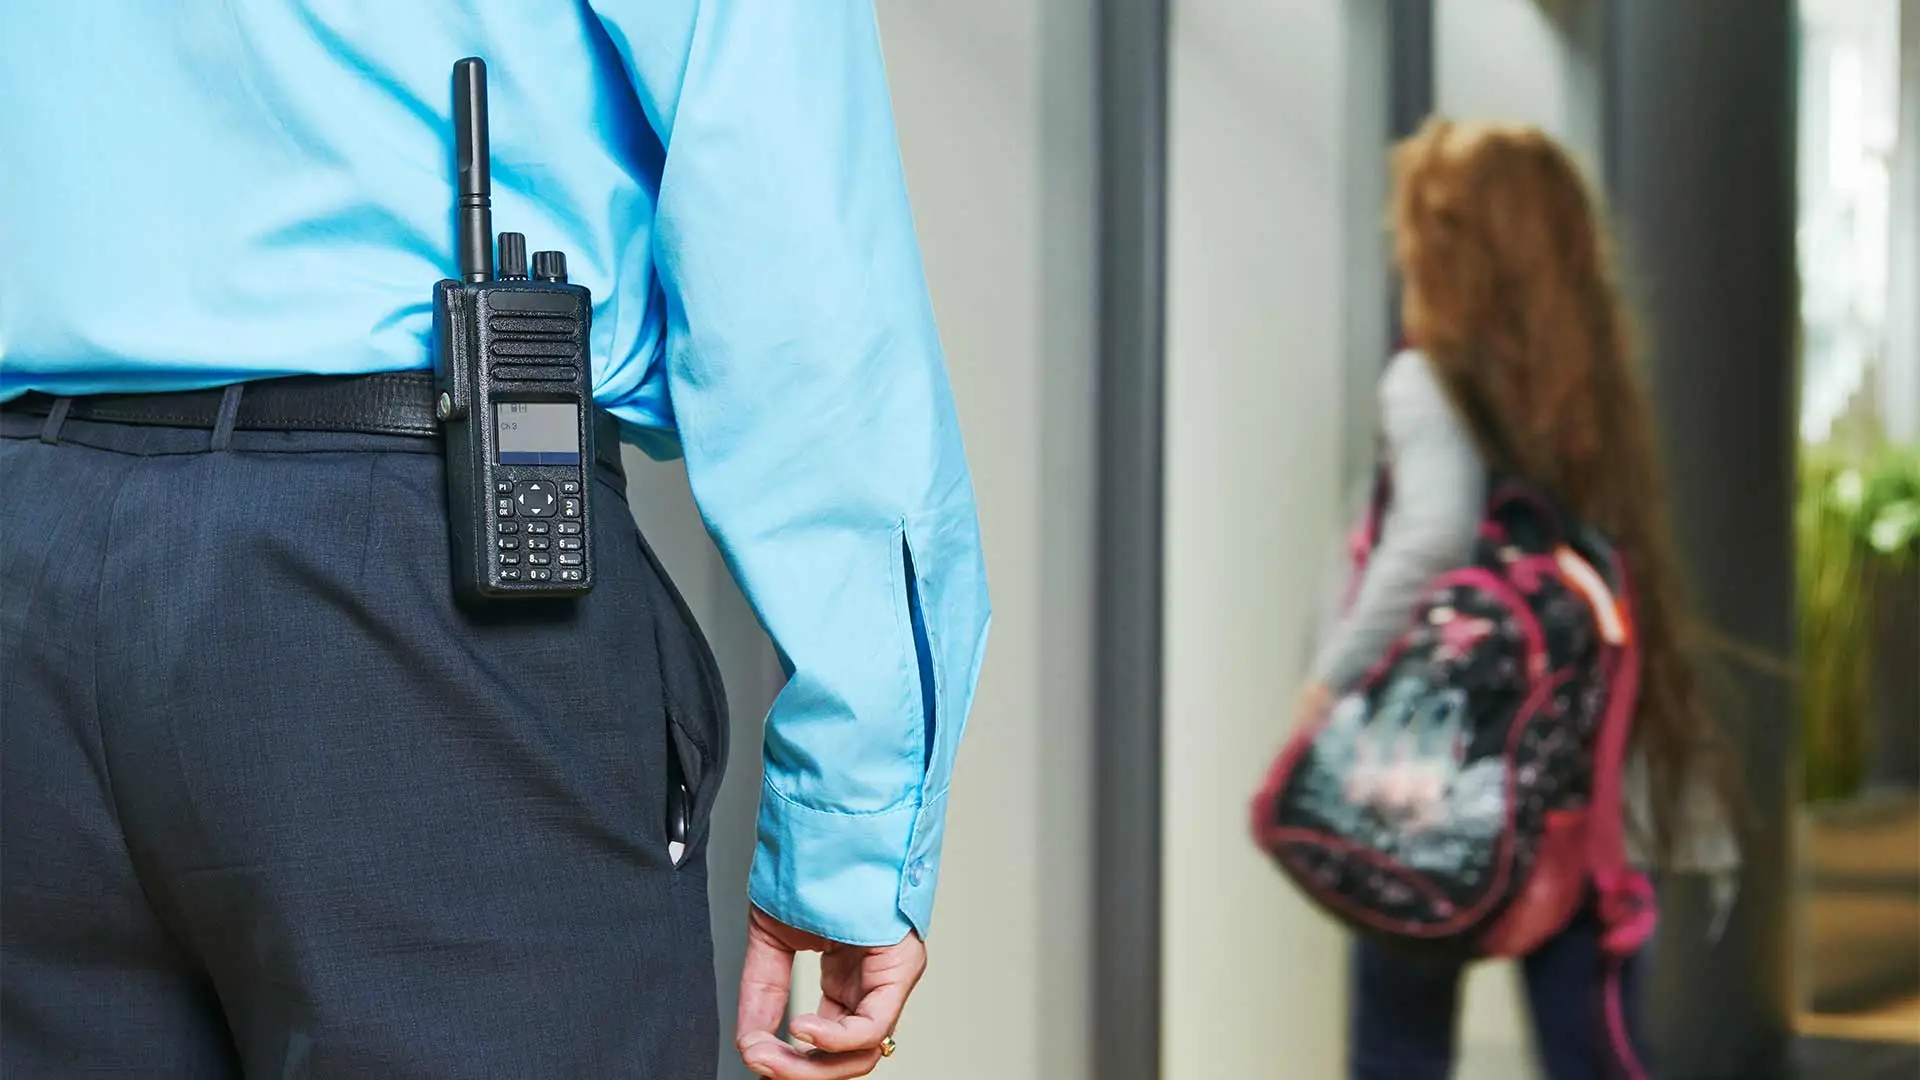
[
  {"xmin": 589, "ymin": 1, "xmax": 991, "ymax": 946},
  {"xmin": 1310, "ymin": 351, "xmax": 1483, "ymax": 690}
]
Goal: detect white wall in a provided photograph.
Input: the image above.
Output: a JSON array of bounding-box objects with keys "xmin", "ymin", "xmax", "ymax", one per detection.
[
  {"xmin": 1436, "ymin": 0, "xmax": 1606, "ymax": 175},
  {"xmin": 1162, "ymin": 2, "xmax": 1358, "ymax": 1076}
]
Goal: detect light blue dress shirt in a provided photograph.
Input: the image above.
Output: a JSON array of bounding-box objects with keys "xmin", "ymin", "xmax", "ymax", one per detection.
[{"xmin": 0, "ymin": 2, "xmax": 989, "ymax": 948}]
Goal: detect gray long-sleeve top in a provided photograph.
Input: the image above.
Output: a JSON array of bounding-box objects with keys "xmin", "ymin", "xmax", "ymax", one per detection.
[
  {"xmin": 1311, "ymin": 350, "xmax": 1485, "ymax": 691},
  {"xmin": 1309, "ymin": 350, "xmax": 1738, "ymax": 878}
]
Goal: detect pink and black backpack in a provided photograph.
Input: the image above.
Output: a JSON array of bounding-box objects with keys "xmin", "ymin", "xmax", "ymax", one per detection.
[{"xmin": 1249, "ymin": 467, "xmax": 1656, "ymax": 1078}]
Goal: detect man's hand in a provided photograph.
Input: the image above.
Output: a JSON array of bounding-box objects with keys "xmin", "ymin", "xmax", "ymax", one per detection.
[{"xmin": 736, "ymin": 905, "xmax": 927, "ymax": 1079}]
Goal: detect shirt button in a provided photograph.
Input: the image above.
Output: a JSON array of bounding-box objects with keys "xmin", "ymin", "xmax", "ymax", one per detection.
[{"xmin": 907, "ymin": 859, "xmax": 926, "ymax": 887}]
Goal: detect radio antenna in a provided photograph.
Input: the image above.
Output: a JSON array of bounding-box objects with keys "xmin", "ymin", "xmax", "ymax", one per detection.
[{"xmin": 453, "ymin": 57, "xmax": 493, "ymax": 282}]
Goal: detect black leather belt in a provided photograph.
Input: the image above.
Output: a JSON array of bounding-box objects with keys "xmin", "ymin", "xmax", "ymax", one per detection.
[{"xmin": 4, "ymin": 371, "xmax": 625, "ymax": 474}]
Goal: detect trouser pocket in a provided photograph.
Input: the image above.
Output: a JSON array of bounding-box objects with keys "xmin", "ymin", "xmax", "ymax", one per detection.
[{"xmin": 605, "ymin": 479, "xmax": 730, "ymax": 869}]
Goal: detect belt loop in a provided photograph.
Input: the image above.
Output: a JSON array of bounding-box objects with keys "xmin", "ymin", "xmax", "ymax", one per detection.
[
  {"xmin": 210, "ymin": 384, "xmax": 245, "ymax": 452},
  {"xmin": 37, "ymin": 398, "xmax": 73, "ymax": 445}
]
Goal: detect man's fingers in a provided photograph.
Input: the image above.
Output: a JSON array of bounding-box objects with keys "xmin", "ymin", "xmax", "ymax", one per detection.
[
  {"xmin": 788, "ymin": 979, "xmax": 908, "ymax": 1054},
  {"xmin": 788, "ymin": 1010, "xmax": 886, "ymax": 1054},
  {"xmin": 741, "ymin": 1040, "xmax": 883, "ymax": 1080},
  {"xmin": 737, "ymin": 916, "xmax": 924, "ymax": 1075},
  {"xmin": 735, "ymin": 932, "xmax": 795, "ymax": 1050},
  {"xmin": 789, "ymin": 979, "xmax": 854, "ymax": 1043}
]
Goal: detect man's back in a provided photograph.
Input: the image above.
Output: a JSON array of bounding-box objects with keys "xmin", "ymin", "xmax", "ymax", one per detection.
[
  {"xmin": 2, "ymin": 5, "xmax": 674, "ymax": 406},
  {"xmin": 1, "ymin": 3, "xmax": 943, "ymax": 450}
]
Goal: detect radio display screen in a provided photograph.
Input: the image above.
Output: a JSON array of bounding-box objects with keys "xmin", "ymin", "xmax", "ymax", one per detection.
[{"xmin": 495, "ymin": 402, "xmax": 580, "ymax": 466}]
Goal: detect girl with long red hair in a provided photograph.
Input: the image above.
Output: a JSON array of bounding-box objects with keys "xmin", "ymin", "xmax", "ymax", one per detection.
[{"xmin": 1305, "ymin": 118, "xmax": 1740, "ymax": 1080}]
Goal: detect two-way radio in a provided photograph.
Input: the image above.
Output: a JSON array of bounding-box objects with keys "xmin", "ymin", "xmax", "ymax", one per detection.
[
  {"xmin": 430, "ymin": 58, "xmax": 690, "ymax": 860},
  {"xmin": 433, "ymin": 57, "xmax": 596, "ymax": 601}
]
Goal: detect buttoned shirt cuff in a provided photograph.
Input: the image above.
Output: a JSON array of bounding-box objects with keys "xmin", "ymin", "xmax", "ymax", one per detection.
[{"xmin": 748, "ymin": 779, "xmax": 948, "ymax": 948}]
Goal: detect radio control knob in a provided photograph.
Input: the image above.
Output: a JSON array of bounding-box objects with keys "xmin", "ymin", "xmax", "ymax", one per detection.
[
  {"xmin": 497, "ymin": 232, "xmax": 529, "ymax": 280},
  {"xmin": 532, "ymin": 250, "xmax": 567, "ymax": 283}
]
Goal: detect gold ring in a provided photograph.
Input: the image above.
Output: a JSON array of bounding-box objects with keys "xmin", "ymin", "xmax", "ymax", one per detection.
[{"xmin": 879, "ymin": 1036, "xmax": 898, "ymax": 1058}]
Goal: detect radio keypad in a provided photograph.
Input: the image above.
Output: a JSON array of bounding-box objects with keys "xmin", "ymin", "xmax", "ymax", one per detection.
[{"xmin": 496, "ymin": 474, "xmax": 584, "ymax": 586}]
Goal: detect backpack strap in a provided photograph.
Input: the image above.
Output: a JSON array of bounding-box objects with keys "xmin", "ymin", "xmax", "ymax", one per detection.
[
  {"xmin": 1587, "ymin": 560, "xmax": 1656, "ymax": 953},
  {"xmin": 1362, "ymin": 444, "xmax": 1392, "ymax": 552},
  {"xmin": 1585, "ymin": 554, "xmax": 1656, "ymax": 1080},
  {"xmin": 1342, "ymin": 450, "xmax": 1393, "ymax": 611}
]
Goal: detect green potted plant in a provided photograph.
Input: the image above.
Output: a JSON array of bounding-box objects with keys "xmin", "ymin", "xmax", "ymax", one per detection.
[{"xmin": 1798, "ymin": 443, "xmax": 1920, "ymax": 801}]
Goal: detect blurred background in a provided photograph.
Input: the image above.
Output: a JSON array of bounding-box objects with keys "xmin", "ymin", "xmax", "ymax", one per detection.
[{"xmin": 619, "ymin": 0, "xmax": 1920, "ymax": 1076}]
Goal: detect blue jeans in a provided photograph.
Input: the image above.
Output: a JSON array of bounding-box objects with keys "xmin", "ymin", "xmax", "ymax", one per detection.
[{"xmin": 1349, "ymin": 901, "xmax": 1650, "ymax": 1080}]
